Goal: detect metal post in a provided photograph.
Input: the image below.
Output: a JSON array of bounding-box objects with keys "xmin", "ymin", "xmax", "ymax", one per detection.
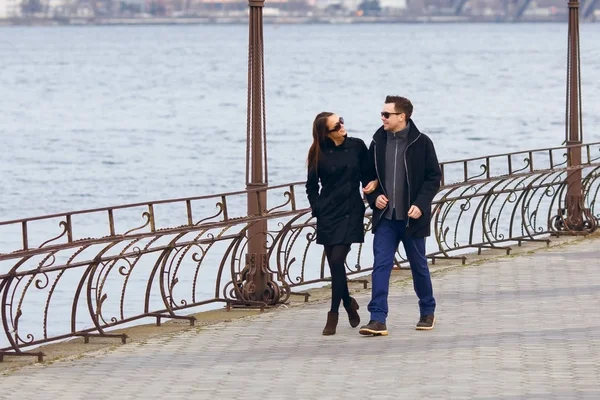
[
  {"xmin": 242, "ymin": 0, "xmax": 279, "ymax": 305},
  {"xmin": 558, "ymin": 0, "xmax": 597, "ymax": 233}
]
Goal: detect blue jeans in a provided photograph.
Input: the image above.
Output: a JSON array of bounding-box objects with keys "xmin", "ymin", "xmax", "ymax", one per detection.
[{"xmin": 368, "ymin": 218, "xmax": 436, "ymax": 324}]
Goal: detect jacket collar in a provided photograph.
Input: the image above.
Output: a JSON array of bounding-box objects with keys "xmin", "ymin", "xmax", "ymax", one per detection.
[
  {"xmin": 323, "ymin": 135, "xmax": 347, "ymax": 149},
  {"xmin": 373, "ymin": 119, "xmax": 421, "ymax": 144}
]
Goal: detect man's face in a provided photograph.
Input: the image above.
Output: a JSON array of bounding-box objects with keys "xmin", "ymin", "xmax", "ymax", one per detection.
[{"xmin": 381, "ymin": 103, "xmax": 406, "ymax": 132}]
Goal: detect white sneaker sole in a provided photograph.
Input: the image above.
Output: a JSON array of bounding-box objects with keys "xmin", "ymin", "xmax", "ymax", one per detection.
[
  {"xmin": 359, "ymin": 328, "xmax": 389, "ymax": 336},
  {"xmin": 415, "ymin": 316, "xmax": 436, "ymax": 330}
]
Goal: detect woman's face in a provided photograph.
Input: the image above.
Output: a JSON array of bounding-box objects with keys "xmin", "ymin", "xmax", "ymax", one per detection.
[{"xmin": 326, "ymin": 114, "xmax": 346, "ymax": 141}]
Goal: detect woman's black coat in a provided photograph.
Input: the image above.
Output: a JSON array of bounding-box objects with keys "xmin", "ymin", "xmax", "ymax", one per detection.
[{"xmin": 305, "ymin": 136, "xmax": 376, "ymax": 245}]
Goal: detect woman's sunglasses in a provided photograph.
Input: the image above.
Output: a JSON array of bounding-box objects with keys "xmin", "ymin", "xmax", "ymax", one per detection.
[{"xmin": 327, "ymin": 117, "xmax": 344, "ymax": 133}]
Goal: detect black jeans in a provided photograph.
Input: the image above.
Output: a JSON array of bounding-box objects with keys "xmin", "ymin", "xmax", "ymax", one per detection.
[{"xmin": 324, "ymin": 244, "xmax": 352, "ymax": 312}]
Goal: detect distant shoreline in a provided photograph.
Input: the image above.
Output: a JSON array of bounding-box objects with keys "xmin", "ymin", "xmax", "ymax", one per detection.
[{"xmin": 1, "ymin": 15, "xmax": 595, "ymax": 27}]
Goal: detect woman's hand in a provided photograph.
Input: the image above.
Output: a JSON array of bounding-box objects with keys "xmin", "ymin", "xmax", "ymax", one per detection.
[{"xmin": 363, "ymin": 179, "xmax": 379, "ymax": 194}]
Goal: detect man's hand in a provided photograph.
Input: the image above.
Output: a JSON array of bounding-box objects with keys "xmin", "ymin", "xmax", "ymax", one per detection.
[
  {"xmin": 375, "ymin": 195, "xmax": 388, "ymax": 210},
  {"xmin": 363, "ymin": 179, "xmax": 379, "ymax": 194},
  {"xmin": 407, "ymin": 205, "xmax": 422, "ymax": 219}
]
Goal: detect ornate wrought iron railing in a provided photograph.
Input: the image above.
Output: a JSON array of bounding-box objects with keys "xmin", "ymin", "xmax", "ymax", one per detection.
[{"xmin": 1, "ymin": 142, "xmax": 598, "ymax": 361}]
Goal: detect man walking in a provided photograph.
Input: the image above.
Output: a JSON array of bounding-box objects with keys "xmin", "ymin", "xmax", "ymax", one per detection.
[{"xmin": 359, "ymin": 96, "xmax": 442, "ymax": 336}]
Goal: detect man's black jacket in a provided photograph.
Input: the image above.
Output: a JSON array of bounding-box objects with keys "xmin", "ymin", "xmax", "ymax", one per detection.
[{"xmin": 365, "ymin": 119, "xmax": 442, "ymax": 237}]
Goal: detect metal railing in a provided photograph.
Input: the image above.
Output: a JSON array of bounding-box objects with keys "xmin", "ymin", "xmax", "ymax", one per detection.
[{"xmin": 1, "ymin": 142, "xmax": 598, "ymax": 362}]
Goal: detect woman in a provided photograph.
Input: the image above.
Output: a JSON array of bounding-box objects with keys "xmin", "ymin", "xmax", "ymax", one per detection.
[{"xmin": 306, "ymin": 112, "xmax": 377, "ymax": 335}]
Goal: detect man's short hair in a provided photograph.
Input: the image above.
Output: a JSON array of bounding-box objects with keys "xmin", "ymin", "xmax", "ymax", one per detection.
[{"xmin": 385, "ymin": 96, "xmax": 413, "ymax": 119}]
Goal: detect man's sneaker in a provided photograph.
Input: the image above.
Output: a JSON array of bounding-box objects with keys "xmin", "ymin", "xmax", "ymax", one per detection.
[
  {"xmin": 416, "ymin": 314, "xmax": 435, "ymax": 330},
  {"xmin": 359, "ymin": 320, "xmax": 388, "ymax": 336}
]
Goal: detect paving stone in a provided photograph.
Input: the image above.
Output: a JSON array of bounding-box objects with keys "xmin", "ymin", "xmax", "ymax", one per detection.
[{"xmin": 1, "ymin": 239, "xmax": 599, "ymax": 399}]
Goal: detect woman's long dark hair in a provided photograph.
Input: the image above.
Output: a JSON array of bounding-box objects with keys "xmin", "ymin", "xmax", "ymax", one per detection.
[{"xmin": 307, "ymin": 111, "xmax": 333, "ymax": 173}]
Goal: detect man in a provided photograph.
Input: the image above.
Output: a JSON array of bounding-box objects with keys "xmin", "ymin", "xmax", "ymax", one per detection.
[{"xmin": 359, "ymin": 96, "xmax": 441, "ymax": 336}]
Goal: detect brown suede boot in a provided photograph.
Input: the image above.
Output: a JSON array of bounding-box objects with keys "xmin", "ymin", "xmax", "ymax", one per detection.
[
  {"xmin": 322, "ymin": 312, "xmax": 339, "ymax": 335},
  {"xmin": 344, "ymin": 297, "xmax": 360, "ymax": 328}
]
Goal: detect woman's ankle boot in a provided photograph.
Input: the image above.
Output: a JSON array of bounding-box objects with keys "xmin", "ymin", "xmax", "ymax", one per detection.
[
  {"xmin": 322, "ymin": 312, "xmax": 339, "ymax": 335},
  {"xmin": 344, "ymin": 297, "xmax": 360, "ymax": 328}
]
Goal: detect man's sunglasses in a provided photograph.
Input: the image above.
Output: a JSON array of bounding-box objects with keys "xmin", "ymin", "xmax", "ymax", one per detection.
[
  {"xmin": 327, "ymin": 117, "xmax": 345, "ymax": 133},
  {"xmin": 381, "ymin": 112, "xmax": 403, "ymax": 119}
]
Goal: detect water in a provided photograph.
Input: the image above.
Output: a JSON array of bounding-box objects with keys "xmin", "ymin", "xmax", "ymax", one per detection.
[
  {"xmin": 1, "ymin": 23, "xmax": 599, "ymax": 222},
  {"xmin": 1, "ymin": 23, "xmax": 599, "ymax": 348}
]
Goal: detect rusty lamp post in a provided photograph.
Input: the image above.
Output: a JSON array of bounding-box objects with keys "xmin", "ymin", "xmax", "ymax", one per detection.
[
  {"xmin": 561, "ymin": 0, "xmax": 597, "ymax": 233},
  {"xmin": 241, "ymin": 0, "xmax": 280, "ymax": 305}
]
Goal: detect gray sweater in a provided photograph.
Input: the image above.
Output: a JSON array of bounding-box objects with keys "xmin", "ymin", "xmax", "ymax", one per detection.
[{"xmin": 384, "ymin": 121, "xmax": 411, "ymax": 220}]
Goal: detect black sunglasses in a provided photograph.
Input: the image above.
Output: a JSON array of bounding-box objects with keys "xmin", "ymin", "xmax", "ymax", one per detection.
[
  {"xmin": 381, "ymin": 112, "xmax": 403, "ymax": 119},
  {"xmin": 327, "ymin": 117, "xmax": 345, "ymax": 133}
]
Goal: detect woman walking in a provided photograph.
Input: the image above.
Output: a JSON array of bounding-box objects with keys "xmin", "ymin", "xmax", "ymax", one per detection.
[{"xmin": 306, "ymin": 112, "xmax": 377, "ymax": 335}]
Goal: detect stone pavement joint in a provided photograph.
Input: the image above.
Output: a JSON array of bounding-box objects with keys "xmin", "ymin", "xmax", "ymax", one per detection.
[{"xmin": 1, "ymin": 237, "xmax": 599, "ymax": 399}]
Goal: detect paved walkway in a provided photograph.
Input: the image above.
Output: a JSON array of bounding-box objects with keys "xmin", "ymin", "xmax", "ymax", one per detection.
[{"xmin": 1, "ymin": 238, "xmax": 599, "ymax": 399}]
